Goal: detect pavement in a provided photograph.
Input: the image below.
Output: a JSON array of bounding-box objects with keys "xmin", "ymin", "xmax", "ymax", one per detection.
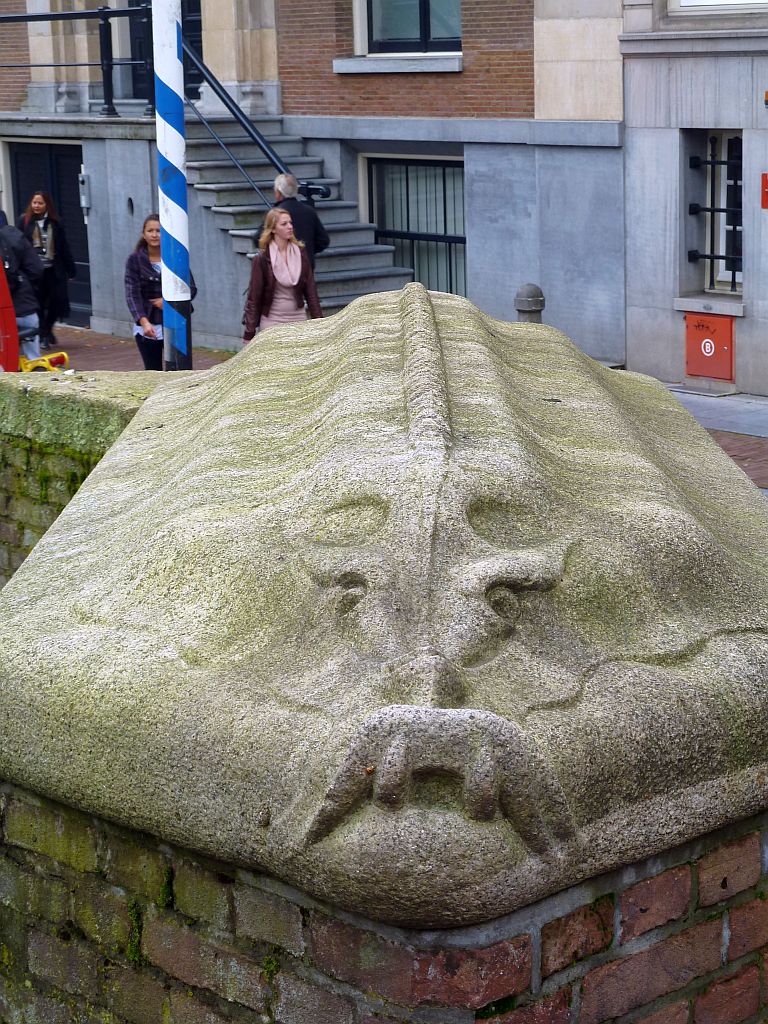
[{"xmin": 47, "ymin": 324, "xmax": 768, "ymax": 493}]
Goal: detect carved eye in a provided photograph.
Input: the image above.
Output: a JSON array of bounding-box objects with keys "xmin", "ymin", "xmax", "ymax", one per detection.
[
  {"xmin": 334, "ymin": 573, "xmax": 368, "ymax": 615},
  {"xmin": 485, "ymin": 583, "xmax": 520, "ymax": 621}
]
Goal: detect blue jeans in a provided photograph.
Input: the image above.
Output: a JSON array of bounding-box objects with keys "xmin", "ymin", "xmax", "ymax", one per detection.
[{"xmin": 15, "ymin": 313, "xmax": 40, "ymax": 361}]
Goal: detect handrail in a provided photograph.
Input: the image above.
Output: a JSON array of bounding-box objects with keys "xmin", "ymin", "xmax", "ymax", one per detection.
[
  {"xmin": 184, "ymin": 97, "xmax": 272, "ymax": 208},
  {"xmin": 180, "ymin": 38, "xmax": 331, "ymax": 203}
]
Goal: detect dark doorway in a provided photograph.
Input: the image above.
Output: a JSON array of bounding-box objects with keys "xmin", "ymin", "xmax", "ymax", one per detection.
[
  {"xmin": 129, "ymin": 0, "xmax": 203, "ymax": 101},
  {"xmin": 10, "ymin": 143, "xmax": 91, "ymax": 326}
]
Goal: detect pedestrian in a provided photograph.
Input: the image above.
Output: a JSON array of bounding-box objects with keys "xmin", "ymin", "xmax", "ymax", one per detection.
[
  {"xmin": 272, "ymin": 173, "xmax": 330, "ymax": 269},
  {"xmin": 242, "ymin": 208, "xmax": 323, "ymax": 344},
  {"xmin": 0, "ymin": 210, "xmax": 7, "ymax": 228},
  {"xmin": 16, "ymin": 191, "xmax": 76, "ymax": 350},
  {"xmin": 0, "ymin": 222, "xmax": 44, "ymax": 361},
  {"xmin": 124, "ymin": 214, "xmax": 197, "ymax": 371}
]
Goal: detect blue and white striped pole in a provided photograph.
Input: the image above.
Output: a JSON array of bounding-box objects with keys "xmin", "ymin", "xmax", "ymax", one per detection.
[{"xmin": 152, "ymin": 0, "xmax": 192, "ymax": 370}]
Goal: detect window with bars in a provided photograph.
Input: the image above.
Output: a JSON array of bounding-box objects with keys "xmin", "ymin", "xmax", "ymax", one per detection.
[
  {"xmin": 368, "ymin": 158, "xmax": 466, "ymax": 296},
  {"xmin": 367, "ymin": 0, "xmax": 461, "ymax": 53},
  {"xmin": 687, "ymin": 133, "xmax": 742, "ymax": 293}
]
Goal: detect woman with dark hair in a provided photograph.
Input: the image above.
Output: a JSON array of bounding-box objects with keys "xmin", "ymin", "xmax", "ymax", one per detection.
[
  {"xmin": 242, "ymin": 207, "xmax": 322, "ymax": 343},
  {"xmin": 16, "ymin": 191, "xmax": 76, "ymax": 349},
  {"xmin": 124, "ymin": 214, "xmax": 197, "ymax": 370}
]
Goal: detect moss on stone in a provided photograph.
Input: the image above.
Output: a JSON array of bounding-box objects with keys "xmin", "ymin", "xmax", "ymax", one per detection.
[{"xmin": 126, "ymin": 897, "xmax": 143, "ymax": 966}]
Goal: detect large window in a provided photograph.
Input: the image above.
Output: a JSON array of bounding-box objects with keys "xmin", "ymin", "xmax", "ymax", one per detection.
[
  {"xmin": 368, "ymin": 0, "xmax": 461, "ymax": 52},
  {"xmin": 369, "ymin": 159, "xmax": 465, "ymax": 295},
  {"xmin": 672, "ymin": 0, "xmax": 768, "ymax": 8},
  {"xmin": 687, "ymin": 133, "xmax": 742, "ymax": 293}
]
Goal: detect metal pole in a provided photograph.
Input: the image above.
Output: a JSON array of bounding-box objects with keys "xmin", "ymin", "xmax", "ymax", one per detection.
[
  {"xmin": 141, "ymin": 6, "xmax": 155, "ymax": 117},
  {"xmin": 152, "ymin": 0, "xmax": 193, "ymax": 370},
  {"xmin": 98, "ymin": 8, "xmax": 118, "ymax": 117}
]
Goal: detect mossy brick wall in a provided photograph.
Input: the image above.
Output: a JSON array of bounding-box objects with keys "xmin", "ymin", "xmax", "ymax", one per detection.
[
  {"xmin": 2, "ymin": 780, "xmax": 768, "ymax": 1024},
  {"xmin": 0, "ymin": 372, "xmax": 160, "ymax": 587}
]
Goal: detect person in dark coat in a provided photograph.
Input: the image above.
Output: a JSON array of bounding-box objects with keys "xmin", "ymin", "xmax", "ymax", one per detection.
[
  {"xmin": 0, "ymin": 223, "xmax": 44, "ymax": 360},
  {"xmin": 273, "ymin": 173, "xmax": 330, "ymax": 269},
  {"xmin": 16, "ymin": 191, "xmax": 76, "ymax": 349},
  {"xmin": 124, "ymin": 213, "xmax": 198, "ymax": 371},
  {"xmin": 0, "ymin": 210, "xmax": 7, "ymax": 228}
]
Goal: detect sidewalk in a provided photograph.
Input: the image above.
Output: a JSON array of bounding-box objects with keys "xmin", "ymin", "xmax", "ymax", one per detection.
[{"xmin": 47, "ymin": 325, "xmax": 768, "ymax": 492}]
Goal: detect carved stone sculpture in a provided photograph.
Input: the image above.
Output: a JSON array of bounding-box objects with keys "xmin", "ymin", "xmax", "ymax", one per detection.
[{"xmin": 1, "ymin": 284, "xmax": 767, "ymax": 927}]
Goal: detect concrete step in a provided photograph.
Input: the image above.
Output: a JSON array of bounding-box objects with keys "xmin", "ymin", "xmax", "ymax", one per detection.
[
  {"xmin": 195, "ymin": 178, "xmax": 340, "ymax": 207},
  {"xmin": 228, "ymin": 220, "xmax": 377, "ymax": 254},
  {"xmin": 320, "ymin": 287, "xmax": 407, "ymax": 316},
  {"xmin": 188, "ymin": 155, "xmax": 325, "ymax": 185},
  {"xmin": 316, "ymin": 244, "xmax": 397, "ymax": 273},
  {"xmin": 212, "ymin": 199, "xmax": 361, "ymax": 230},
  {"xmin": 315, "ymin": 265, "xmax": 414, "ymax": 298},
  {"xmin": 186, "ymin": 136, "xmax": 305, "ymax": 161},
  {"xmin": 185, "ymin": 116, "xmax": 284, "ymax": 139}
]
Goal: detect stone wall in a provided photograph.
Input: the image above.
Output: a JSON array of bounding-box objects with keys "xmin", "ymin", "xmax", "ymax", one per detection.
[
  {"xmin": 0, "ymin": 372, "xmax": 159, "ymax": 587},
  {"xmin": 2, "ymin": 777, "xmax": 768, "ymax": 1023}
]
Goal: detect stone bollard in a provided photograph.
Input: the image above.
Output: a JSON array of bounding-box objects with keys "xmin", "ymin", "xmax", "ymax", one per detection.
[{"xmin": 514, "ymin": 283, "xmax": 545, "ymax": 324}]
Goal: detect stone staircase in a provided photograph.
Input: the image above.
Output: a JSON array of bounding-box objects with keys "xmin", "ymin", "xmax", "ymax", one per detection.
[{"xmin": 185, "ymin": 116, "xmax": 413, "ymax": 315}]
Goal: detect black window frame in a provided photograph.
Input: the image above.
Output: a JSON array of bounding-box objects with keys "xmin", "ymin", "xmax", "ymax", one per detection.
[
  {"xmin": 368, "ymin": 157, "xmax": 466, "ymax": 296},
  {"xmin": 367, "ymin": 0, "xmax": 461, "ymax": 53}
]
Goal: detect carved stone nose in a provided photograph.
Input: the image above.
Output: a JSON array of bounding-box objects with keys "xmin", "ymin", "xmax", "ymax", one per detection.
[{"xmin": 393, "ymin": 649, "xmax": 467, "ymax": 708}]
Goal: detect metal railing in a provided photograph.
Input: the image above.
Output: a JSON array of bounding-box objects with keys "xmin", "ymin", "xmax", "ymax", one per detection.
[
  {"xmin": 687, "ymin": 134, "xmax": 742, "ymax": 293},
  {"xmin": 0, "ymin": 4, "xmax": 330, "ymax": 203}
]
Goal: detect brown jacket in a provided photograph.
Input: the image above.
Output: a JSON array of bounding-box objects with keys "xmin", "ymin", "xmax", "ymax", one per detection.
[{"xmin": 242, "ymin": 246, "xmax": 322, "ymax": 338}]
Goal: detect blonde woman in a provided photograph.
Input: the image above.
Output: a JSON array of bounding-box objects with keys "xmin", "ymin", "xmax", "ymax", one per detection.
[{"xmin": 242, "ymin": 208, "xmax": 322, "ymax": 342}]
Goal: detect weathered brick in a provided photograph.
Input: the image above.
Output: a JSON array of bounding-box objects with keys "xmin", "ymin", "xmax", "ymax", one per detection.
[
  {"xmin": 621, "ymin": 866, "xmax": 691, "ymax": 941},
  {"xmin": 0, "ymin": 903, "xmax": 27, "ymax": 976},
  {"xmin": 308, "ymin": 913, "xmax": 414, "ymax": 1003},
  {"xmin": 168, "ymin": 988, "xmax": 231, "ymax": 1024},
  {"xmin": 234, "ymin": 883, "xmax": 304, "ymax": 955},
  {"xmin": 142, "ymin": 909, "xmax": 267, "ymax": 1010},
  {"xmin": 6, "ymin": 495, "xmax": 57, "ymax": 531},
  {"xmin": 636, "ymin": 1003, "xmax": 689, "ymax": 1024},
  {"xmin": 483, "ymin": 987, "xmax": 571, "ymax": 1023},
  {"xmin": 27, "ymin": 929, "xmax": 101, "ymax": 1001},
  {"xmin": 274, "ymin": 972, "xmax": 355, "ymax": 1024},
  {"xmin": 72, "ymin": 876, "xmax": 132, "ymax": 954},
  {"xmin": 412, "ymin": 936, "xmax": 532, "ymax": 1008},
  {"xmin": 694, "ymin": 965, "xmax": 759, "ymax": 1024},
  {"xmin": 4, "ymin": 798, "xmax": 97, "ymax": 872},
  {"xmin": 541, "ymin": 896, "xmax": 613, "ymax": 976},
  {"xmin": 0, "ymin": 856, "xmax": 70, "ymax": 923},
  {"xmin": 0, "ymin": 520, "xmax": 20, "ymax": 545},
  {"xmin": 103, "ymin": 831, "xmax": 171, "ymax": 905},
  {"xmin": 309, "ymin": 912, "xmax": 530, "ymax": 1009},
  {"xmin": 728, "ymin": 897, "xmax": 768, "ymax": 959},
  {"xmin": 580, "ymin": 919, "xmax": 722, "ymax": 1024},
  {"xmin": 697, "ymin": 833, "xmax": 761, "ymax": 907},
  {"xmin": 173, "ymin": 860, "xmax": 232, "ymax": 929},
  {"xmin": 102, "ymin": 961, "xmax": 169, "ymax": 1024},
  {"xmin": 0, "ymin": 975, "xmax": 76, "ymax": 1024}
]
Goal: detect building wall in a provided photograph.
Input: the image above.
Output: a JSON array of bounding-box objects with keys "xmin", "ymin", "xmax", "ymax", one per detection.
[
  {"xmin": 534, "ymin": 0, "xmax": 623, "ymax": 121},
  {"xmin": 0, "ymin": 0, "xmax": 30, "ymax": 113},
  {"xmin": 276, "ymin": 0, "xmax": 534, "ymax": 118},
  {"xmin": 3, "ymin": 777, "xmax": 768, "ymax": 1022},
  {"xmin": 623, "ymin": 37, "xmax": 768, "ymax": 392}
]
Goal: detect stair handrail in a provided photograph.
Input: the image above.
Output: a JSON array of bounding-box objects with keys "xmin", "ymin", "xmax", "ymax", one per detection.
[
  {"xmin": 180, "ymin": 38, "xmax": 331, "ymax": 204},
  {"xmin": 184, "ymin": 97, "xmax": 272, "ymax": 208}
]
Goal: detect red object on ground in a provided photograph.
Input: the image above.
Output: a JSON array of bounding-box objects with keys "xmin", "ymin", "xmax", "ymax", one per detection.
[
  {"xmin": 685, "ymin": 312, "xmax": 735, "ymax": 381},
  {"xmin": 0, "ymin": 264, "xmax": 19, "ymax": 372}
]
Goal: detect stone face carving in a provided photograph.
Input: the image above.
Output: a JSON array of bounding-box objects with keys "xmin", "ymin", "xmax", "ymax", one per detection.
[{"xmin": 1, "ymin": 283, "xmax": 768, "ymax": 927}]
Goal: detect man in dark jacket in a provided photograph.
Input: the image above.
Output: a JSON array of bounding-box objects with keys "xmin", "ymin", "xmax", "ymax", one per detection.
[
  {"xmin": 0, "ymin": 224, "xmax": 44, "ymax": 360},
  {"xmin": 273, "ymin": 174, "xmax": 330, "ymax": 269}
]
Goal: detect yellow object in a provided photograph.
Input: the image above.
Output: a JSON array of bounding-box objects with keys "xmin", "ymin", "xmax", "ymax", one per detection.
[{"xmin": 19, "ymin": 351, "xmax": 69, "ymax": 373}]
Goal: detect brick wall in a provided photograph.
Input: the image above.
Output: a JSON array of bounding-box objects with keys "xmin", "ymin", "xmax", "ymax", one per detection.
[
  {"xmin": 3, "ymin": 778, "xmax": 768, "ymax": 1023},
  {"xmin": 276, "ymin": 0, "xmax": 534, "ymax": 118},
  {"xmin": 0, "ymin": 372, "xmax": 157, "ymax": 586},
  {"xmin": 0, "ymin": 0, "xmax": 30, "ymax": 112}
]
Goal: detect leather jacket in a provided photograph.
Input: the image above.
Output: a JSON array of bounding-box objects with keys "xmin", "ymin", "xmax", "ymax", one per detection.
[{"xmin": 243, "ymin": 246, "xmax": 322, "ymax": 339}]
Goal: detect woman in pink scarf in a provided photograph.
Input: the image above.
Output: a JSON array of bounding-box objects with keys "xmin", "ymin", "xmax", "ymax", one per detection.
[{"xmin": 242, "ymin": 208, "xmax": 323, "ymax": 342}]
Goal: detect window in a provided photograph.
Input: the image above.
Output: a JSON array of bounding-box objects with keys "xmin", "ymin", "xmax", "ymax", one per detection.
[
  {"xmin": 687, "ymin": 133, "xmax": 742, "ymax": 293},
  {"xmin": 671, "ymin": 0, "xmax": 768, "ymax": 9},
  {"xmin": 369, "ymin": 159, "xmax": 465, "ymax": 295},
  {"xmin": 368, "ymin": 0, "xmax": 461, "ymax": 52}
]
